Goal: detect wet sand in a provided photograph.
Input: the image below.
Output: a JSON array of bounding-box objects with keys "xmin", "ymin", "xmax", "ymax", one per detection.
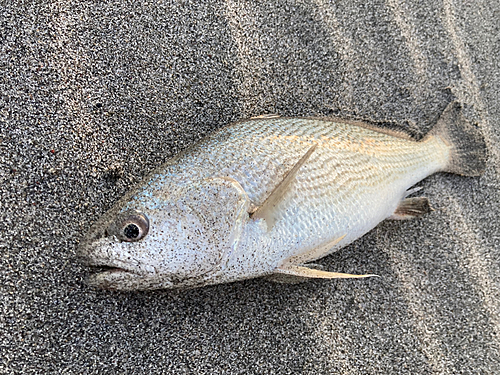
[{"xmin": 1, "ymin": 0, "xmax": 499, "ymax": 373}]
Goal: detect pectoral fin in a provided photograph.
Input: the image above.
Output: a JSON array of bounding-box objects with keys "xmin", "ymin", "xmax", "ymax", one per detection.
[
  {"xmin": 275, "ymin": 264, "xmax": 377, "ymax": 279},
  {"xmin": 251, "ymin": 144, "xmax": 317, "ymax": 230},
  {"xmin": 389, "ymin": 197, "xmax": 433, "ymax": 220}
]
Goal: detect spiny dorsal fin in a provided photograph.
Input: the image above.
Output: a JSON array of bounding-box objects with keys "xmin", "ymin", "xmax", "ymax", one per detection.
[
  {"xmin": 251, "ymin": 144, "xmax": 317, "ymax": 230},
  {"xmin": 275, "ymin": 264, "xmax": 378, "ymax": 279}
]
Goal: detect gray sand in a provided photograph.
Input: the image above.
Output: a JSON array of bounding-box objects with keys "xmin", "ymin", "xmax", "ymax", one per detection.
[{"xmin": 1, "ymin": 0, "xmax": 499, "ymax": 373}]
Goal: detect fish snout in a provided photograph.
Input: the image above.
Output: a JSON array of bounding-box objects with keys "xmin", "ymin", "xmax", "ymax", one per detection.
[{"xmin": 76, "ymin": 226, "xmax": 108, "ymax": 264}]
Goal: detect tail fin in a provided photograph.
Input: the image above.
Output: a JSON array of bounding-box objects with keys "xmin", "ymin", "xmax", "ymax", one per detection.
[{"xmin": 428, "ymin": 101, "xmax": 487, "ymax": 176}]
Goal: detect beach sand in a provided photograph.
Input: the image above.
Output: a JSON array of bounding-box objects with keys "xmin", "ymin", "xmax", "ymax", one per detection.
[{"xmin": 1, "ymin": 0, "xmax": 499, "ymax": 373}]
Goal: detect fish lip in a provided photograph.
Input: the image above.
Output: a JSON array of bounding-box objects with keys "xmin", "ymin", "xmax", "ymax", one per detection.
[
  {"xmin": 84, "ymin": 263, "xmax": 153, "ymax": 291},
  {"xmin": 77, "ymin": 236, "xmax": 148, "ymax": 277},
  {"xmin": 87, "ymin": 264, "xmax": 135, "ymax": 275},
  {"xmin": 85, "ymin": 268, "xmax": 145, "ymax": 291},
  {"xmin": 85, "ymin": 264, "xmax": 174, "ymax": 291},
  {"xmin": 81, "ymin": 254, "xmax": 151, "ymax": 277}
]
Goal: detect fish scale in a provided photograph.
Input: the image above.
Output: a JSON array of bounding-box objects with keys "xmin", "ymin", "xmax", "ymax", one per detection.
[
  {"xmin": 260, "ymin": 126, "xmax": 442, "ymax": 256},
  {"xmin": 79, "ymin": 102, "xmax": 487, "ymax": 290},
  {"xmin": 150, "ymin": 117, "xmax": 444, "ymax": 205}
]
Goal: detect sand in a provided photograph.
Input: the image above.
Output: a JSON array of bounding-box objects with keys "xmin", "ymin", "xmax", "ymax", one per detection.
[{"xmin": 1, "ymin": 0, "xmax": 499, "ymax": 373}]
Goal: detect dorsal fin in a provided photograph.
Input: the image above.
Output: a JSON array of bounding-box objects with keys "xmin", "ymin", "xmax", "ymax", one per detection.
[{"xmin": 250, "ymin": 144, "xmax": 317, "ymax": 230}]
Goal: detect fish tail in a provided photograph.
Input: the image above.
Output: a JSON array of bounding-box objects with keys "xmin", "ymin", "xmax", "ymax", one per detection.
[{"xmin": 427, "ymin": 101, "xmax": 487, "ymax": 176}]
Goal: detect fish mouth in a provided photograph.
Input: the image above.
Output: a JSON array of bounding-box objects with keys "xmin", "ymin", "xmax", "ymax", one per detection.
[
  {"xmin": 77, "ymin": 234, "xmax": 144, "ymax": 276},
  {"xmin": 85, "ymin": 264, "xmax": 172, "ymax": 291},
  {"xmin": 84, "ymin": 263, "xmax": 140, "ymax": 286},
  {"xmin": 77, "ymin": 238, "xmax": 147, "ymax": 290},
  {"xmin": 84, "ymin": 263, "xmax": 153, "ymax": 290},
  {"xmin": 78, "ymin": 245, "xmax": 167, "ymax": 290},
  {"xmin": 88, "ymin": 264, "xmax": 132, "ymax": 275},
  {"xmin": 77, "ymin": 248, "xmax": 138, "ymax": 275}
]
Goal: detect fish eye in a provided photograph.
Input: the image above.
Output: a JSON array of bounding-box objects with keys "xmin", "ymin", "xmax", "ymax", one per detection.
[
  {"xmin": 108, "ymin": 210, "xmax": 149, "ymax": 242},
  {"xmin": 123, "ymin": 223, "xmax": 140, "ymax": 239}
]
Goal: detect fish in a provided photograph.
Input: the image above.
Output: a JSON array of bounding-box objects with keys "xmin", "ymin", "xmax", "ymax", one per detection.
[{"xmin": 77, "ymin": 101, "xmax": 487, "ymax": 291}]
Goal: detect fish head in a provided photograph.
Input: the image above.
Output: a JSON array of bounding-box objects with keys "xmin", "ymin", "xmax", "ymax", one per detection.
[{"xmin": 78, "ymin": 176, "xmax": 251, "ymax": 290}]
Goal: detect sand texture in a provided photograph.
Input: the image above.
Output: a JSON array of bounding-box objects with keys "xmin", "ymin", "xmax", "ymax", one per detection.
[{"xmin": 1, "ymin": 0, "xmax": 499, "ymax": 373}]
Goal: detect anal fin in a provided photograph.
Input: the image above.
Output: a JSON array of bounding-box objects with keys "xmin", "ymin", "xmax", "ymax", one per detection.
[
  {"xmin": 265, "ymin": 264, "xmax": 325, "ymax": 284},
  {"xmin": 389, "ymin": 197, "xmax": 433, "ymax": 220}
]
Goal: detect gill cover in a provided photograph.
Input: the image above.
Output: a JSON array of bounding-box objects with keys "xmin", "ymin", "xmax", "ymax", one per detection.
[{"xmin": 173, "ymin": 177, "xmax": 250, "ymax": 278}]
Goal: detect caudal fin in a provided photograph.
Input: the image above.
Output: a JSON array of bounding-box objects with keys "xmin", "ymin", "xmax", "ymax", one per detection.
[{"xmin": 428, "ymin": 101, "xmax": 487, "ymax": 176}]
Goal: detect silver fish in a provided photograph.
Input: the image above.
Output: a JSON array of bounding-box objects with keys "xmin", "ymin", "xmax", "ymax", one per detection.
[{"xmin": 78, "ymin": 102, "xmax": 487, "ymax": 290}]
